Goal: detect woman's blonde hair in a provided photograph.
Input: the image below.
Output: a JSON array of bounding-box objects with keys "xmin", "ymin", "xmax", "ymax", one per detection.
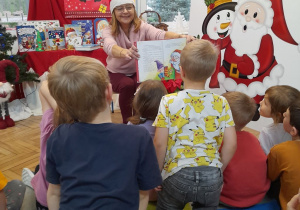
[
  {"xmin": 128, "ymin": 80, "xmax": 167, "ymax": 124},
  {"xmin": 266, "ymin": 85, "xmax": 300, "ymax": 123},
  {"xmin": 109, "ymin": 8, "xmax": 141, "ymax": 37},
  {"xmin": 48, "ymin": 56, "xmax": 110, "ymax": 125}
]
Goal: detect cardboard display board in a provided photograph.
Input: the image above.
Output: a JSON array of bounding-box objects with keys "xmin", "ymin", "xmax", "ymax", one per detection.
[{"xmin": 64, "ymin": 0, "xmax": 111, "ymax": 18}]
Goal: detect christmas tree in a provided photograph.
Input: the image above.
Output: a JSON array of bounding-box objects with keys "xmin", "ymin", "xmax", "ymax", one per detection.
[
  {"xmin": 36, "ymin": 30, "xmax": 44, "ymax": 51},
  {"xmin": 0, "ymin": 24, "xmax": 39, "ymax": 84}
]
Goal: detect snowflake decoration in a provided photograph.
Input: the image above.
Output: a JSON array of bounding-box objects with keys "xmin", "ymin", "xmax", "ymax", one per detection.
[{"xmin": 99, "ymin": 4, "xmax": 107, "ymax": 13}]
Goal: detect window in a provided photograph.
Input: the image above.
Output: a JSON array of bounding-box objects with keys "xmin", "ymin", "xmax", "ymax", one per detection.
[
  {"xmin": 0, "ymin": 0, "xmax": 29, "ymax": 23},
  {"xmin": 138, "ymin": 0, "xmax": 191, "ymax": 33},
  {"xmin": 0, "ymin": 0, "xmax": 29, "ymax": 54}
]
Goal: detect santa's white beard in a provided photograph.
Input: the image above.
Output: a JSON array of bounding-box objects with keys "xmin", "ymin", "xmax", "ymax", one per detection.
[
  {"xmin": 230, "ymin": 13, "xmax": 268, "ymax": 56},
  {"xmin": 172, "ymin": 62, "xmax": 180, "ymax": 73},
  {"xmin": 0, "ymin": 82, "xmax": 13, "ymax": 103}
]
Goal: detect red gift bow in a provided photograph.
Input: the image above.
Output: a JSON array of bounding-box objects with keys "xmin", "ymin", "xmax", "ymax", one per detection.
[{"xmin": 162, "ymin": 79, "xmax": 182, "ymax": 93}]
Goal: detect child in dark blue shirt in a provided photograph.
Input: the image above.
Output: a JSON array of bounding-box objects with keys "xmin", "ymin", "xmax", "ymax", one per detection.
[{"xmin": 46, "ymin": 55, "xmax": 162, "ymax": 209}]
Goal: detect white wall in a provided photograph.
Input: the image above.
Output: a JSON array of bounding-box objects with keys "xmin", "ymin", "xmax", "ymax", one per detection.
[{"xmin": 189, "ymin": 0, "xmax": 300, "ymax": 132}]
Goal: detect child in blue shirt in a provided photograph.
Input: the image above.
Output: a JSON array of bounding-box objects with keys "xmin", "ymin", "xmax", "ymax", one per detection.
[{"xmin": 46, "ymin": 56, "xmax": 162, "ymax": 209}]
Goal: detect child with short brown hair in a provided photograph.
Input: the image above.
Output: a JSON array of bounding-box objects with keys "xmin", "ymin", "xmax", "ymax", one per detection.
[
  {"xmin": 154, "ymin": 40, "xmax": 237, "ymax": 209},
  {"xmin": 221, "ymin": 91, "xmax": 270, "ymax": 208},
  {"xmin": 259, "ymin": 85, "xmax": 300, "ymax": 154},
  {"xmin": 128, "ymin": 79, "xmax": 167, "ymax": 139},
  {"xmin": 268, "ymin": 99, "xmax": 300, "ymax": 210},
  {"xmin": 46, "ymin": 56, "xmax": 162, "ymax": 209}
]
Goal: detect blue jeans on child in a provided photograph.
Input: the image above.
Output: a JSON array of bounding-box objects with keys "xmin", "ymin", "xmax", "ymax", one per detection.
[{"xmin": 156, "ymin": 166, "xmax": 223, "ymax": 210}]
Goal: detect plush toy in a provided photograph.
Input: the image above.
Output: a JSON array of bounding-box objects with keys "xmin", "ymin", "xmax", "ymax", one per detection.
[{"xmin": 0, "ymin": 60, "xmax": 20, "ymax": 129}]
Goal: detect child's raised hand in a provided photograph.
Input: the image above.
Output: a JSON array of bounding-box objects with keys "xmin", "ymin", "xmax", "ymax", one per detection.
[{"xmin": 155, "ymin": 185, "xmax": 162, "ymax": 192}]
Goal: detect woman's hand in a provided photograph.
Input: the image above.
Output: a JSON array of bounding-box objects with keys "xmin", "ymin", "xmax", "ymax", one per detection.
[
  {"xmin": 120, "ymin": 45, "xmax": 140, "ymax": 60},
  {"xmin": 180, "ymin": 34, "xmax": 196, "ymax": 43}
]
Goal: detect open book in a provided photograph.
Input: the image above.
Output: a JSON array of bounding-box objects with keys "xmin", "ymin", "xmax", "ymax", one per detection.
[{"xmin": 135, "ymin": 38, "xmax": 186, "ymax": 83}]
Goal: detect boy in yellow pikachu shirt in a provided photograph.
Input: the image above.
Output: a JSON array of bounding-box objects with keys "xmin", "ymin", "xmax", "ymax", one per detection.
[{"xmin": 153, "ymin": 39, "xmax": 237, "ymax": 209}]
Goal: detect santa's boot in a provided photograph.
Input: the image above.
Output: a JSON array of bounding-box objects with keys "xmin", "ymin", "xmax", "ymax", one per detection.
[
  {"xmin": 0, "ymin": 117, "xmax": 7, "ymax": 129},
  {"xmin": 4, "ymin": 115, "xmax": 15, "ymax": 127}
]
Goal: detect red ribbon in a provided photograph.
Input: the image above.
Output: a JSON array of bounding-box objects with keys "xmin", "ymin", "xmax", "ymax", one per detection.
[{"xmin": 162, "ymin": 79, "xmax": 182, "ymax": 93}]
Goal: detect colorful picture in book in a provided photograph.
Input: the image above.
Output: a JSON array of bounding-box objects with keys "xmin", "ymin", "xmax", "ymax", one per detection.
[
  {"xmin": 136, "ymin": 38, "xmax": 186, "ymax": 83},
  {"xmin": 64, "ymin": 0, "xmax": 111, "ymax": 18},
  {"xmin": 64, "ymin": 24, "xmax": 82, "ymax": 49},
  {"xmin": 72, "ymin": 20, "xmax": 94, "ymax": 45},
  {"xmin": 94, "ymin": 18, "xmax": 109, "ymax": 46},
  {"xmin": 18, "ymin": 20, "xmax": 60, "ymax": 50},
  {"xmin": 16, "ymin": 25, "xmax": 36, "ymax": 52},
  {"xmin": 45, "ymin": 27, "xmax": 66, "ymax": 50},
  {"xmin": 154, "ymin": 50, "xmax": 181, "ymax": 80}
]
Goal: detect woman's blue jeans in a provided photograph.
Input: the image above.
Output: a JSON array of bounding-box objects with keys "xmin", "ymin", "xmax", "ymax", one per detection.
[{"xmin": 157, "ymin": 166, "xmax": 223, "ymax": 210}]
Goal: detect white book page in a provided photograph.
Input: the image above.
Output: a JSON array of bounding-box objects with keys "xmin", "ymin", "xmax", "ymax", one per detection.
[{"xmin": 137, "ymin": 40, "xmax": 164, "ymax": 82}]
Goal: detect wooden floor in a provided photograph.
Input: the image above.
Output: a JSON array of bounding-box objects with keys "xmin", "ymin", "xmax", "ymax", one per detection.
[
  {"xmin": 0, "ymin": 110, "xmax": 259, "ymax": 181},
  {"xmin": 0, "ymin": 110, "xmax": 123, "ymax": 181}
]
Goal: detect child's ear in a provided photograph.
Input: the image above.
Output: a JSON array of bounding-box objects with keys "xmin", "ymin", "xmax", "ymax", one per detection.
[
  {"xmin": 106, "ymin": 83, "xmax": 113, "ymax": 103},
  {"xmin": 289, "ymin": 126, "xmax": 299, "ymax": 137},
  {"xmin": 180, "ymin": 66, "xmax": 185, "ymax": 78}
]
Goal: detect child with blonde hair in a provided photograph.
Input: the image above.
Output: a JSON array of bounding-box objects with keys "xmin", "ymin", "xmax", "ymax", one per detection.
[
  {"xmin": 221, "ymin": 91, "xmax": 270, "ymax": 208},
  {"xmin": 259, "ymin": 85, "xmax": 300, "ymax": 154},
  {"xmin": 268, "ymin": 99, "xmax": 300, "ymax": 210},
  {"xmin": 128, "ymin": 79, "xmax": 167, "ymax": 139},
  {"xmin": 154, "ymin": 39, "xmax": 237, "ymax": 209},
  {"xmin": 46, "ymin": 56, "xmax": 162, "ymax": 209}
]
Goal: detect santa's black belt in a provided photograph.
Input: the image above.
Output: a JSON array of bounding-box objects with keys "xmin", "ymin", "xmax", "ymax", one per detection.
[
  {"xmin": 223, "ymin": 60, "xmax": 248, "ymax": 79},
  {"xmin": 223, "ymin": 57, "xmax": 275, "ymax": 79}
]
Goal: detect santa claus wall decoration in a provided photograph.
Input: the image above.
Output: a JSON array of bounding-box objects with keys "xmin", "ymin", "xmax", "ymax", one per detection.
[
  {"xmin": 189, "ymin": 0, "xmax": 300, "ymax": 128},
  {"xmin": 217, "ymin": 0, "xmax": 284, "ymax": 121},
  {"xmin": 0, "ymin": 60, "xmax": 20, "ymax": 129},
  {"xmin": 270, "ymin": 0, "xmax": 300, "ymax": 52}
]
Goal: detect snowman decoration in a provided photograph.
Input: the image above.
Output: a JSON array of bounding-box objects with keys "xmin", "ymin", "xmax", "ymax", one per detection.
[{"xmin": 201, "ymin": 0, "xmax": 237, "ymax": 88}]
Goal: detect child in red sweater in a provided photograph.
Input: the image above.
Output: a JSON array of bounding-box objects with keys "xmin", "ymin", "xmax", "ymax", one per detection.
[{"xmin": 221, "ymin": 91, "xmax": 270, "ymax": 208}]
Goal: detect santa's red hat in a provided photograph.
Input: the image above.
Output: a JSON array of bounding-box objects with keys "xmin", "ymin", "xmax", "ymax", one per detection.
[
  {"xmin": 270, "ymin": 0, "xmax": 299, "ymax": 48},
  {"xmin": 0, "ymin": 60, "xmax": 20, "ymax": 83},
  {"xmin": 66, "ymin": 28, "xmax": 76, "ymax": 37},
  {"xmin": 172, "ymin": 49, "xmax": 181, "ymax": 54}
]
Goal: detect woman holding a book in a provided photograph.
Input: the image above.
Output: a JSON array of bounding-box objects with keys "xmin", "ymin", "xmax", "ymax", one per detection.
[{"xmin": 103, "ymin": 0, "xmax": 195, "ymax": 124}]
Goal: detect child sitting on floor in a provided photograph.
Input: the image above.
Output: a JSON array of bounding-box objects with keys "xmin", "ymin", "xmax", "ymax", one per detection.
[
  {"xmin": 153, "ymin": 39, "xmax": 237, "ymax": 209},
  {"xmin": 268, "ymin": 99, "xmax": 300, "ymax": 210},
  {"xmin": 128, "ymin": 79, "xmax": 167, "ymax": 140},
  {"xmin": 259, "ymin": 85, "xmax": 300, "ymax": 154},
  {"xmin": 22, "ymin": 80, "xmax": 59, "ymax": 210},
  {"xmin": 221, "ymin": 91, "xmax": 270, "ymax": 208},
  {"xmin": 0, "ymin": 170, "xmax": 36, "ymax": 210},
  {"xmin": 46, "ymin": 56, "xmax": 162, "ymax": 209},
  {"xmin": 128, "ymin": 79, "xmax": 167, "ymax": 202}
]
